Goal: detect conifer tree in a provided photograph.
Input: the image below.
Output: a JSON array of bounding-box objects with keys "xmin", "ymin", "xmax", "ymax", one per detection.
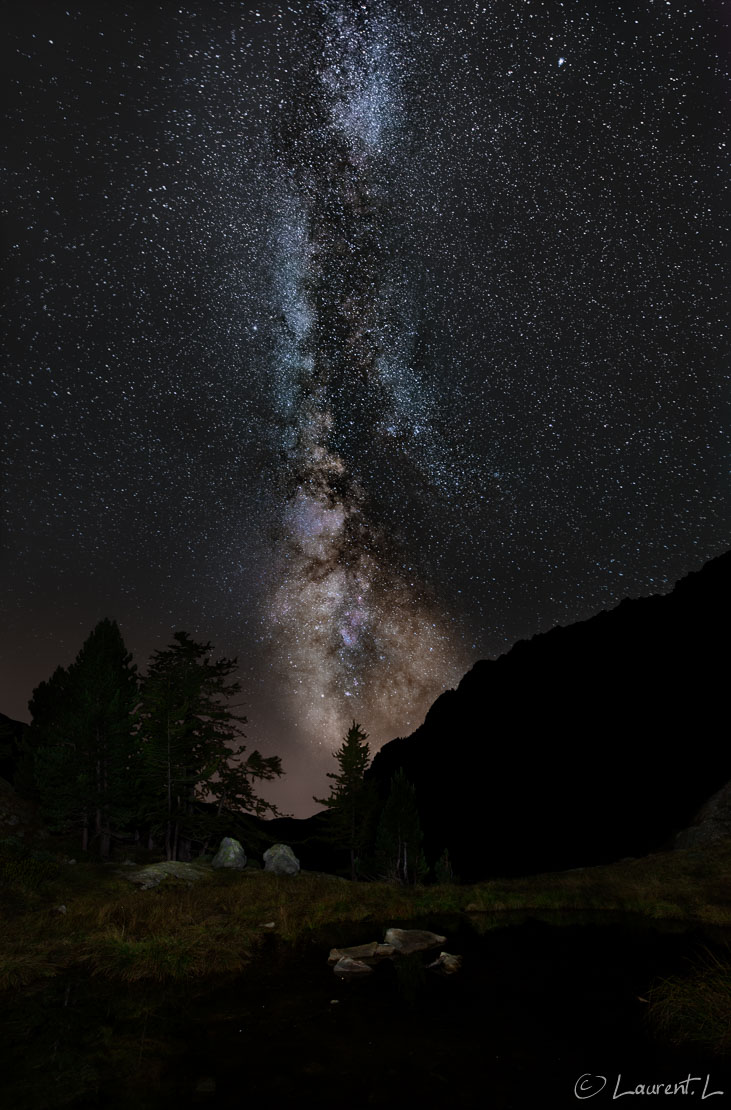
[
  {"xmin": 313, "ymin": 721, "xmax": 376, "ymax": 880},
  {"xmin": 27, "ymin": 664, "xmax": 88, "ymax": 842},
  {"xmin": 433, "ymin": 847, "xmax": 455, "ymax": 885},
  {"xmin": 375, "ymin": 768, "xmax": 427, "ymax": 885},
  {"xmin": 28, "ymin": 619, "xmax": 138, "ymax": 854},
  {"xmin": 137, "ymin": 632, "xmax": 283, "ymax": 859}
]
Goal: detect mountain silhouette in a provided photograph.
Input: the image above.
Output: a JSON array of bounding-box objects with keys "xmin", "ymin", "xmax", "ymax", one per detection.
[{"xmin": 367, "ymin": 552, "xmax": 731, "ymax": 880}]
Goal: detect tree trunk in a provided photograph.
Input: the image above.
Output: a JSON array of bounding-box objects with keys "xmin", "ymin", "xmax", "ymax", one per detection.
[
  {"xmin": 166, "ymin": 712, "xmax": 173, "ymax": 860},
  {"xmin": 95, "ymin": 725, "xmax": 111, "ymax": 859}
]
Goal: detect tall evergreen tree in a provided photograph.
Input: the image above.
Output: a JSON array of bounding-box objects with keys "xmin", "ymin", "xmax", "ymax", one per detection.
[
  {"xmin": 375, "ymin": 768, "xmax": 427, "ymax": 885},
  {"xmin": 313, "ymin": 721, "xmax": 376, "ymax": 881},
  {"xmin": 137, "ymin": 632, "xmax": 283, "ymax": 860},
  {"xmin": 73, "ymin": 619, "xmax": 139, "ymax": 854},
  {"xmin": 27, "ymin": 664, "xmax": 87, "ymax": 841},
  {"xmin": 28, "ymin": 619, "xmax": 138, "ymax": 854},
  {"xmin": 433, "ymin": 847, "xmax": 455, "ymax": 885}
]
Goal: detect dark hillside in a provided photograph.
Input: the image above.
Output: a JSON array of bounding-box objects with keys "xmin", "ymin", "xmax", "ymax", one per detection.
[{"xmin": 367, "ymin": 552, "xmax": 731, "ymax": 880}]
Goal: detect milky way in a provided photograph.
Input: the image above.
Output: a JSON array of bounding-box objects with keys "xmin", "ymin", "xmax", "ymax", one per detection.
[
  {"xmin": 266, "ymin": 3, "xmax": 467, "ymax": 752},
  {"xmin": 2, "ymin": 1, "xmax": 728, "ymax": 814}
]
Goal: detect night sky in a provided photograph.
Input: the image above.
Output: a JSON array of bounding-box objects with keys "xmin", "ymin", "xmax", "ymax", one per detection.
[{"xmin": 2, "ymin": 0, "xmax": 728, "ymax": 816}]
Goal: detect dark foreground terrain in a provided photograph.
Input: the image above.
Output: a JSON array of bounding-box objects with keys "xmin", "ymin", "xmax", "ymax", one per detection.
[
  {"xmin": 2, "ymin": 841, "xmax": 730, "ymax": 1110},
  {"xmin": 174, "ymin": 916, "xmax": 731, "ymax": 1110}
]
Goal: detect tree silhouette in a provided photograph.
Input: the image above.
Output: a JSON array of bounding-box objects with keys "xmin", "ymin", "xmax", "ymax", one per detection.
[
  {"xmin": 375, "ymin": 768, "xmax": 427, "ymax": 885},
  {"xmin": 314, "ymin": 720, "xmax": 376, "ymax": 880},
  {"xmin": 137, "ymin": 632, "xmax": 283, "ymax": 860},
  {"xmin": 28, "ymin": 619, "xmax": 138, "ymax": 854}
]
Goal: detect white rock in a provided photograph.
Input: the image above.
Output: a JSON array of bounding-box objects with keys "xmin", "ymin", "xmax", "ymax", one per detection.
[
  {"xmin": 263, "ymin": 843, "xmax": 300, "ymax": 875},
  {"xmin": 211, "ymin": 837, "xmax": 247, "ymax": 870}
]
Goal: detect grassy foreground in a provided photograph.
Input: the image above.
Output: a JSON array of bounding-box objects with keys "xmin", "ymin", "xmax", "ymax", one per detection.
[{"xmin": 2, "ymin": 836, "xmax": 730, "ymax": 1056}]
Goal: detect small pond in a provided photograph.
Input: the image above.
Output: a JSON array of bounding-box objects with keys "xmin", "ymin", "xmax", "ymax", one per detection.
[{"xmin": 3, "ymin": 913, "xmax": 730, "ymax": 1109}]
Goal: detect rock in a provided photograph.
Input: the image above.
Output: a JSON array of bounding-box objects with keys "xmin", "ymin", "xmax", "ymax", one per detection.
[
  {"xmin": 426, "ymin": 951, "xmax": 463, "ymax": 975},
  {"xmin": 120, "ymin": 861, "xmax": 209, "ymax": 889},
  {"xmin": 675, "ymin": 779, "xmax": 731, "ymax": 848},
  {"xmin": 263, "ymin": 843, "xmax": 300, "ymax": 875},
  {"xmin": 383, "ymin": 928, "xmax": 446, "ymax": 955},
  {"xmin": 332, "ymin": 957, "xmax": 373, "ymax": 980},
  {"xmin": 194, "ymin": 1076, "xmax": 216, "ymax": 1094},
  {"xmin": 328, "ymin": 942, "xmax": 396, "ymax": 966},
  {"xmin": 211, "ymin": 837, "xmax": 247, "ymax": 870},
  {"xmin": 328, "ymin": 929, "xmax": 456, "ymax": 979}
]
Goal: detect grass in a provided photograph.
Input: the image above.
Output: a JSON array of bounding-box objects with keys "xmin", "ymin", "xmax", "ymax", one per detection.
[
  {"xmin": 2, "ymin": 836, "xmax": 731, "ymax": 990},
  {"xmin": 461, "ymin": 841, "xmax": 731, "ymax": 925},
  {"xmin": 647, "ymin": 945, "xmax": 731, "ymax": 1055},
  {"xmin": 1, "ymin": 835, "xmax": 730, "ymax": 1103}
]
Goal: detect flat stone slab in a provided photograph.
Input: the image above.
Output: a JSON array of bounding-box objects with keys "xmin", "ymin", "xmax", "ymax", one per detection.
[
  {"xmin": 327, "ymin": 929, "xmax": 459, "ymax": 978},
  {"xmin": 332, "ymin": 957, "xmax": 374, "ymax": 980},
  {"xmin": 328, "ymin": 942, "xmax": 396, "ymax": 966},
  {"xmin": 119, "ymin": 861, "xmax": 211, "ymax": 889},
  {"xmin": 383, "ymin": 928, "xmax": 447, "ymax": 955}
]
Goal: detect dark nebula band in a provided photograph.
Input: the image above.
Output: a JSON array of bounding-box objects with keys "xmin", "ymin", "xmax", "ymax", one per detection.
[{"xmin": 267, "ymin": 3, "xmax": 466, "ymax": 753}]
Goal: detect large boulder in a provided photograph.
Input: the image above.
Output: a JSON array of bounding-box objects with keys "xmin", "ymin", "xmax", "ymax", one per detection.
[
  {"xmin": 211, "ymin": 837, "xmax": 247, "ymax": 870},
  {"xmin": 675, "ymin": 780, "xmax": 731, "ymax": 848},
  {"xmin": 263, "ymin": 843, "xmax": 300, "ymax": 875}
]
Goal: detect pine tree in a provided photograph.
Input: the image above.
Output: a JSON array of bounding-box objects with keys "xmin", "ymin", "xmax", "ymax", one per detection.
[
  {"xmin": 433, "ymin": 847, "xmax": 455, "ymax": 885},
  {"xmin": 73, "ymin": 619, "xmax": 139, "ymax": 854},
  {"xmin": 27, "ymin": 664, "xmax": 88, "ymax": 843},
  {"xmin": 28, "ymin": 619, "xmax": 138, "ymax": 854},
  {"xmin": 375, "ymin": 768, "xmax": 427, "ymax": 885},
  {"xmin": 313, "ymin": 721, "xmax": 376, "ymax": 881},
  {"xmin": 137, "ymin": 632, "xmax": 283, "ymax": 859}
]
